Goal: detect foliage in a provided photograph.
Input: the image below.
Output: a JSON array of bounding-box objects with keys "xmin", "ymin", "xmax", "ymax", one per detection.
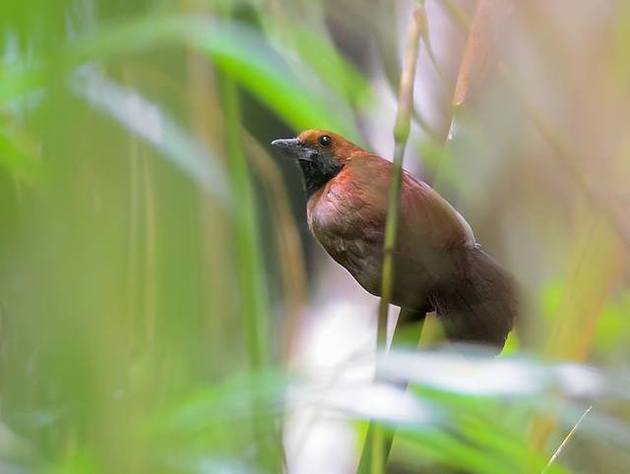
[{"xmin": 0, "ymin": 0, "xmax": 629, "ymax": 473}]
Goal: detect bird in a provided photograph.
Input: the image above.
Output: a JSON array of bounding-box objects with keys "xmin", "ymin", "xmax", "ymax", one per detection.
[{"xmin": 272, "ymin": 129, "xmax": 516, "ymax": 350}]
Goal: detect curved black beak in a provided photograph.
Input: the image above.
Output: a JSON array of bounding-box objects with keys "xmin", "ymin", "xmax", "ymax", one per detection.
[
  {"xmin": 271, "ymin": 137, "xmax": 316, "ymax": 162},
  {"xmin": 271, "ymin": 138, "xmax": 301, "ymax": 154}
]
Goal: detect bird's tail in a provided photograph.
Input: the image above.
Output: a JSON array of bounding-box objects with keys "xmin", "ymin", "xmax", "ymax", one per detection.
[{"xmin": 432, "ymin": 246, "xmax": 517, "ymax": 351}]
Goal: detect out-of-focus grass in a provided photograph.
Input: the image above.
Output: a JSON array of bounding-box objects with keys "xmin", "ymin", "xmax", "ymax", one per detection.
[{"xmin": 0, "ymin": 0, "xmax": 629, "ymax": 473}]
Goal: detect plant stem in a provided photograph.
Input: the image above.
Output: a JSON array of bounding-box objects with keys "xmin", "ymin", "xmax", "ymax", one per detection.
[
  {"xmin": 222, "ymin": 78, "xmax": 281, "ymax": 472},
  {"xmin": 365, "ymin": 7, "xmax": 425, "ymax": 474},
  {"xmin": 243, "ymin": 131, "xmax": 307, "ymax": 362},
  {"xmin": 358, "ymin": 310, "xmax": 425, "ymax": 474},
  {"xmin": 541, "ymin": 406, "xmax": 592, "ymax": 474},
  {"xmin": 222, "ymin": 79, "xmax": 269, "ymax": 371}
]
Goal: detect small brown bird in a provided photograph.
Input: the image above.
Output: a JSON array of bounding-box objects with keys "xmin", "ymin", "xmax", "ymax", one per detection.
[{"xmin": 272, "ymin": 129, "xmax": 516, "ymax": 350}]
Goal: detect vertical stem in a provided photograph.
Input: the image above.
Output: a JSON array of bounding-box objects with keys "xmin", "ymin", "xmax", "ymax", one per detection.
[
  {"xmin": 358, "ymin": 310, "xmax": 425, "ymax": 474},
  {"xmin": 243, "ymin": 131, "xmax": 307, "ymax": 362},
  {"xmin": 222, "ymin": 79, "xmax": 269, "ymax": 371},
  {"xmin": 367, "ymin": 7, "xmax": 425, "ymax": 474},
  {"xmin": 222, "ymin": 78, "xmax": 281, "ymax": 472},
  {"xmin": 377, "ymin": 6, "xmax": 426, "ymax": 337},
  {"xmin": 127, "ymin": 122, "xmax": 141, "ymax": 346},
  {"xmin": 142, "ymin": 152, "xmax": 157, "ymax": 347}
]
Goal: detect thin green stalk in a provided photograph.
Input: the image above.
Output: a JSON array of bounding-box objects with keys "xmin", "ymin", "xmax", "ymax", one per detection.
[
  {"xmin": 358, "ymin": 310, "xmax": 425, "ymax": 473},
  {"xmin": 365, "ymin": 7, "xmax": 426, "ymax": 474},
  {"xmin": 141, "ymin": 151, "xmax": 157, "ymax": 348},
  {"xmin": 222, "ymin": 78, "xmax": 280, "ymax": 472},
  {"xmin": 222, "ymin": 79, "xmax": 269, "ymax": 371},
  {"xmin": 243, "ymin": 131, "xmax": 308, "ymax": 362},
  {"xmin": 541, "ymin": 406, "xmax": 592, "ymax": 474}
]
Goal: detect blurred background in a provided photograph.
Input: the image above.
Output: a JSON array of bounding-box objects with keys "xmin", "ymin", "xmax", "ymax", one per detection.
[{"xmin": 0, "ymin": 0, "xmax": 629, "ymax": 473}]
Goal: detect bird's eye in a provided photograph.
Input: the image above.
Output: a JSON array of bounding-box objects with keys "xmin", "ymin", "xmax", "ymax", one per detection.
[{"xmin": 319, "ymin": 135, "xmax": 332, "ymax": 147}]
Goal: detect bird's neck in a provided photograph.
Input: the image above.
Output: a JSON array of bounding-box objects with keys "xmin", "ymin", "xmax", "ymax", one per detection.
[{"xmin": 298, "ymin": 158, "xmax": 343, "ymax": 198}]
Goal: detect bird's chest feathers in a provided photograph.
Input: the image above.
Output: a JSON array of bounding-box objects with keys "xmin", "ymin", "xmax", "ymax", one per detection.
[
  {"xmin": 307, "ymin": 185, "xmax": 354, "ymax": 245},
  {"xmin": 306, "ymin": 179, "xmax": 384, "ymax": 292}
]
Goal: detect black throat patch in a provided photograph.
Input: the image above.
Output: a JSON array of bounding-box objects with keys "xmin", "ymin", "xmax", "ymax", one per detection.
[{"xmin": 298, "ymin": 152, "xmax": 343, "ymax": 198}]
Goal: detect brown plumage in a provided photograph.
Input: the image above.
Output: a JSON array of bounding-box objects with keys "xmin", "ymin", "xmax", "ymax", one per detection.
[{"xmin": 272, "ymin": 129, "xmax": 516, "ymax": 350}]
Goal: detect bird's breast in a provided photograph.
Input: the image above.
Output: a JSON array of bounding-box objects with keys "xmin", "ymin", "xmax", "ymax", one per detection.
[{"xmin": 306, "ymin": 183, "xmax": 385, "ymax": 295}]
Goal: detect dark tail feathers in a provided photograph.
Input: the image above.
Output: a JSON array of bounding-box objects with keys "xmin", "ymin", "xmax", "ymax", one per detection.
[{"xmin": 432, "ymin": 246, "xmax": 517, "ymax": 351}]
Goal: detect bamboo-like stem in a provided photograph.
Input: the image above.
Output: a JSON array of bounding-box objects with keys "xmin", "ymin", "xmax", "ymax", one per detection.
[
  {"xmin": 363, "ymin": 7, "xmax": 425, "ymax": 474},
  {"xmin": 377, "ymin": 4, "xmax": 425, "ymax": 360},
  {"xmin": 126, "ymin": 109, "xmax": 141, "ymax": 347},
  {"xmin": 141, "ymin": 149, "xmax": 157, "ymax": 347},
  {"xmin": 357, "ymin": 310, "xmax": 425, "ymax": 474},
  {"xmin": 185, "ymin": 46, "xmax": 234, "ymax": 366},
  {"xmin": 222, "ymin": 78, "xmax": 281, "ymax": 472},
  {"xmin": 222, "ymin": 80, "xmax": 269, "ymax": 371}
]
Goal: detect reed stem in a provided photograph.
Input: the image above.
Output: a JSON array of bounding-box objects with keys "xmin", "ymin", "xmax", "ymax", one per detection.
[{"xmin": 362, "ymin": 7, "xmax": 425, "ymax": 474}]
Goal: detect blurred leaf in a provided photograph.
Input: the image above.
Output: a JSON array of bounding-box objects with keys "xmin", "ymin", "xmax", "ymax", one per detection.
[
  {"xmin": 154, "ymin": 371, "xmax": 287, "ymax": 435},
  {"xmin": 190, "ymin": 20, "xmax": 359, "ymax": 137},
  {"xmin": 1, "ymin": 3, "xmax": 629, "ymax": 474},
  {"xmin": 1, "ymin": 16, "xmax": 360, "ymax": 137},
  {"xmin": 266, "ymin": 23, "xmax": 371, "ymax": 107},
  {"xmin": 541, "ymin": 279, "xmax": 563, "ymax": 321},
  {"xmin": 71, "ymin": 67, "xmax": 231, "ymax": 206},
  {"xmin": 395, "ymin": 425, "xmax": 522, "ymax": 474},
  {"xmin": 595, "ymin": 292, "xmax": 630, "ymax": 354},
  {"xmin": 0, "ymin": 125, "xmax": 40, "ymax": 181},
  {"xmin": 380, "ymin": 350, "xmax": 607, "ymax": 399}
]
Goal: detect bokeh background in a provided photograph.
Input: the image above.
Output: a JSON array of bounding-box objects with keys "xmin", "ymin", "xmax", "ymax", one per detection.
[{"xmin": 0, "ymin": 0, "xmax": 629, "ymax": 473}]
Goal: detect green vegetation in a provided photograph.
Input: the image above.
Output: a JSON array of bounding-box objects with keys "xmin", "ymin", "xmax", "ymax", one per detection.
[{"xmin": 0, "ymin": 1, "xmax": 629, "ymax": 473}]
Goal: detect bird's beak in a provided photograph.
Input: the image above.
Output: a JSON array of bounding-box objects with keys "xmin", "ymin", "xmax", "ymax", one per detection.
[{"xmin": 271, "ymin": 138, "xmax": 312, "ymax": 161}]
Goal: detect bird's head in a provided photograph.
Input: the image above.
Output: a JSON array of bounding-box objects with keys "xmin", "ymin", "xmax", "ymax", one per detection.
[{"xmin": 271, "ymin": 129, "xmax": 358, "ymax": 198}]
